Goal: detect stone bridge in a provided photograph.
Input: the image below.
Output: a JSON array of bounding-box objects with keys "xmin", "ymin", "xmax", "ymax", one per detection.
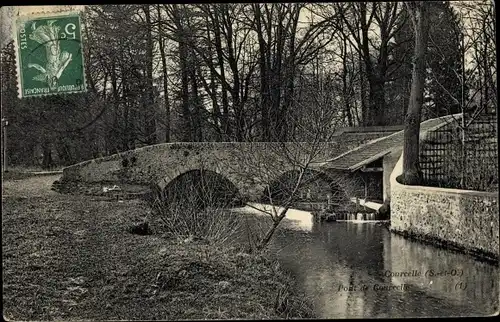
[
  {"xmin": 61, "ymin": 116, "xmax": 454, "ymax": 204},
  {"xmin": 61, "ymin": 142, "xmax": 339, "ymax": 201},
  {"xmin": 61, "ymin": 133, "xmax": 392, "ymax": 201}
]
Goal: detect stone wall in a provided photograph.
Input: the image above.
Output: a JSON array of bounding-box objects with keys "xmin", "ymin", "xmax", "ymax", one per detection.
[{"xmin": 390, "ymin": 150, "xmax": 499, "ymax": 260}]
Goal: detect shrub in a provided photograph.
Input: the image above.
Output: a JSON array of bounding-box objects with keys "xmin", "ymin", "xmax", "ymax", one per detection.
[{"xmin": 149, "ymin": 182, "xmax": 242, "ymax": 245}]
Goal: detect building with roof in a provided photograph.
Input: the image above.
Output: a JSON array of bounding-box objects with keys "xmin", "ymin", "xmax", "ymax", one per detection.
[{"xmin": 315, "ymin": 115, "xmax": 459, "ymax": 209}]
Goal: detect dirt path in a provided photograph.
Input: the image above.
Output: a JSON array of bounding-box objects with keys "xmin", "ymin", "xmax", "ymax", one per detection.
[{"xmin": 2, "ymin": 174, "xmax": 61, "ymax": 198}]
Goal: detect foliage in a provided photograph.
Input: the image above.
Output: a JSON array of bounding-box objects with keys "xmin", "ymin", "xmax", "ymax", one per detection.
[{"xmin": 390, "ymin": 1, "xmax": 466, "ymax": 123}]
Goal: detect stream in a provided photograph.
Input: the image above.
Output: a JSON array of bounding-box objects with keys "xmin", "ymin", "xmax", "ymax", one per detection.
[{"xmin": 232, "ymin": 204, "xmax": 499, "ymax": 318}]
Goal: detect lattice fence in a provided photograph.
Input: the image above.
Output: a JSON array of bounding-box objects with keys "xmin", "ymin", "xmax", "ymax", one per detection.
[{"xmin": 419, "ymin": 112, "xmax": 498, "ymax": 192}]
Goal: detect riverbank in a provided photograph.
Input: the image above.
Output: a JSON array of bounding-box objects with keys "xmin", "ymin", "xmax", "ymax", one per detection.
[{"xmin": 2, "ymin": 176, "xmax": 314, "ymax": 320}]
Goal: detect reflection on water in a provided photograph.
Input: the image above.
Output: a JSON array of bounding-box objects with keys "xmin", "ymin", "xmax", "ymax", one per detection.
[
  {"xmin": 232, "ymin": 204, "xmax": 499, "ymax": 318},
  {"xmin": 232, "ymin": 203, "xmax": 314, "ymax": 230}
]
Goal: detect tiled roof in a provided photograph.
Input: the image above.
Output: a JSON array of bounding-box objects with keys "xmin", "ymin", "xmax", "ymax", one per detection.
[{"xmin": 320, "ymin": 115, "xmax": 458, "ymax": 171}]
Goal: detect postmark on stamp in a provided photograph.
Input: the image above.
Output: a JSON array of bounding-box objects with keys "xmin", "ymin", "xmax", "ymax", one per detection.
[{"xmin": 14, "ymin": 11, "xmax": 86, "ymax": 98}]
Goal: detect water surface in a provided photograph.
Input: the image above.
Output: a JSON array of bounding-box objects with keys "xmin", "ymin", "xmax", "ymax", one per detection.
[{"xmin": 233, "ymin": 204, "xmax": 499, "ymax": 318}]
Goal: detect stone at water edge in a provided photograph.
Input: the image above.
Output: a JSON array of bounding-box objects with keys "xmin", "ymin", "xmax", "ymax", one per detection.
[{"xmin": 377, "ymin": 202, "xmax": 391, "ymax": 220}]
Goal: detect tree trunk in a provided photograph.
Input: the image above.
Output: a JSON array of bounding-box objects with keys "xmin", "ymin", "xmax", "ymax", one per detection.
[
  {"xmin": 204, "ymin": 13, "xmax": 222, "ymax": 141},
  {"xmin": 254, "ymin": 5, "xmax": 270, "ymax": 141},
  {"xmin": 110, "ymin": 62, "xmax": 120, "ymax": 154},
  {"xmin": 42, "ymin": 141, "xmax": 53, "ymax": 170},
  {"xmin": 370, "ymin": 78, "xmax": 386, "ymax": 125},
  {"xmin": 257, "ymin": 206, "xmax": 290, "ymax": 251},
  {"xmin": 212, "ymin": 9, "xmax": 231, "ymax": 139},
  {"xmin": 179, "ymin": 40, "xmax": 192, "ymax": 142},
  {"xmin": 190, "ymin": 64, "xmax": 203, "ymax": 142},
  {"xmin": 157, "ymin": 5, "xmax": 171, "ymax": 143},
  {"xmin": 359, "ymin": 3, "xmax": 377, "ymax": 127},
  {"xmin": 282, "ymin": 7, "xmax": 299, "ymax": 137},
  {"xmin": 359, "ymin": 51, "xmax": 369, "ymax": 126},
  {"xmin": 341, "ymin": 35, "xmax": 354, "ymax": 126},
  {"xmin": 224, "ymin": 8, "xmax": 243, "ymax": 141},
  {"xmin": 143, "ymin": 5, "xmax": 157, "ymax": 145},
  {"xmin": 401, "ymin": 2, "xmax": 430, "ymax": 185}
]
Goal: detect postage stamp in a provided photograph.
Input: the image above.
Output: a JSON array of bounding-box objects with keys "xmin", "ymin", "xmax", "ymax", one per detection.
[{"xmin": 14, "ymin": 11, "xmax": 86, "ymax": 98}]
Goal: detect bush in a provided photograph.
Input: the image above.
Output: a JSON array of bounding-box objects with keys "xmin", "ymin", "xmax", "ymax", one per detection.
[{"xmin": 149, "ymin": 183, "xmax": 242, "ymax": 245}]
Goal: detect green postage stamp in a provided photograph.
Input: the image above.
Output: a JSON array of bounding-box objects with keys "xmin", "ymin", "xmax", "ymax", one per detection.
[{"xmin": 14, "ymin": 11, "xmax": 86, "ymax": 98}]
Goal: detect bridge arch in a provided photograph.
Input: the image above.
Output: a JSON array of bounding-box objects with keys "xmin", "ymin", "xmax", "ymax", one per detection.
[
  {"xmin": 262, "ymin": 169, "xmax": 350, "ymax": 206},
  {"xmin": 159, "ymin": 169, "xmax": 243, "ymax": 209}
]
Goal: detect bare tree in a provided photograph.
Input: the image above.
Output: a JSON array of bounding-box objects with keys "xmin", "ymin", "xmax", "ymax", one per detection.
[
  {"xmin": 249, "ymin": 3, "xmax": 336, "ymax": 141},
  {"xmin": 319, "ymin": 2, "xmax": 406, "ymax": 126},
  {"xmin": 400, "ymin": 1, "xmax": 430, "ymax": 185},
  {"xmin": 155, "ymin": 4, "xmax": 171, "ymax": 143},
  {"xmin": 229, "ymin": 81, "xmax": 348, "ymax": 251}
]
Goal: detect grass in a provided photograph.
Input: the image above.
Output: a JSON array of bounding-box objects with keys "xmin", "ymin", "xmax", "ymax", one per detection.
[{"xmin": 2, "ymin": 178, "xmax": 314, "ymax": 320}]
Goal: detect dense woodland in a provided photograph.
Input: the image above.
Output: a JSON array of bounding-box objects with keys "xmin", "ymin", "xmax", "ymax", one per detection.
[{"xmin": 0, "ymin": 2, "xmax": 496, "ymax": 168}]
